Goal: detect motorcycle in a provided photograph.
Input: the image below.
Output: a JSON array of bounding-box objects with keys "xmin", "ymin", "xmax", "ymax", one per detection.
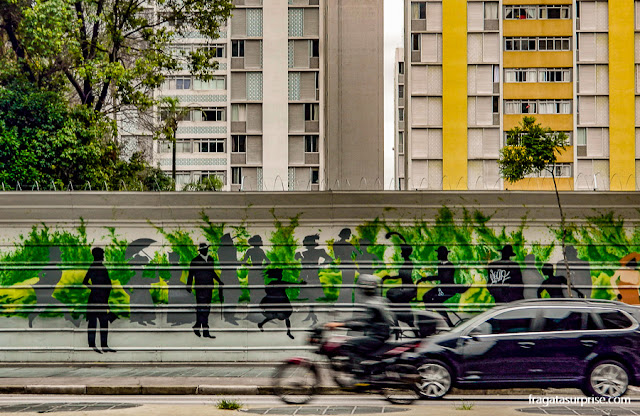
[{"xmin": 272, "ymin": 324, "xmax": 424, "ymax": 405}]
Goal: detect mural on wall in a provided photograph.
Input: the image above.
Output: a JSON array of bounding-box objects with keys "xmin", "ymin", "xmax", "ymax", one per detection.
[{"xmin": 1, "ymin": 208, "xmax": 640, "ymax": 353}]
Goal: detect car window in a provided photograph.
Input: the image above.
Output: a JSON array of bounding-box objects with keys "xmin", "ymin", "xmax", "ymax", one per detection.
[
  {"xmin": 596, "ymin": 310, "xmax": 633, "ymax": 330},
  {"xmin": 486, "ymin": 308, "xmax": 534, "ymax": 334},
  {"xmin": 540, "ymin": 308, "xmax": 585, "ymax": 332}
]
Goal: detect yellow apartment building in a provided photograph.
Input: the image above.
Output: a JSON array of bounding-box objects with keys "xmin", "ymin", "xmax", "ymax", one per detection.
[{"xmin": 397, "ymin": 0, "xmax": 637, "ymax": 191}]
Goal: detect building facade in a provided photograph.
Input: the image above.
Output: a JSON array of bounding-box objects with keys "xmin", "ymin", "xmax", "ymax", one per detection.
[
  {"xmin": 398, "ymin": 0, "xmax": 638, "ymax": 191},
  {"xmin": 143, "ymin": 0, "xmax": 383, "ymax": 191}
]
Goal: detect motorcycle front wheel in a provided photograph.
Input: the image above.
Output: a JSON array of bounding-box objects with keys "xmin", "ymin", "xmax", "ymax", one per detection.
[{"xmin": 273, "ymin": 361, "xmax": 319, "ymax": 405}]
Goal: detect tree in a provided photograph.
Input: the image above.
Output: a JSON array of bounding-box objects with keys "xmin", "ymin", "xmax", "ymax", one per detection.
[
  {"xmin": 182, "ymin": 175, "xmax": 223, "ymax": 191},
  {"xmin": 497, "ymin": 116, "xmax": 574, "ymax": 296},
  {"xmin": 0, "ymin": 80, "xmax": 170, "ymax": 190},
  {"xmin": 0, "ymin": 0, "xmax": 233, "ymax": 114},
  {"xmin": 154, "ymin": 96, "xmax": 193, "ymax": 189}
]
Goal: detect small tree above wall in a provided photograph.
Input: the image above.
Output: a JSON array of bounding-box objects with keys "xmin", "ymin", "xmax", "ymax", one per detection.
[{"xmin": 498, "ymin": 116, "xmax": 574, "ymax": 296}]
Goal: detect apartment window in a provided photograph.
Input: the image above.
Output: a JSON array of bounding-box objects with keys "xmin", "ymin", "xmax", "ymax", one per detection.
[
  {"xmin": 492, "ymin": 96, "xmax": 499, "ymax": 114},
  {"xmin": 577, "ymin": 128, "xmax": 587, "ymax": 146},
  {"xmin": 192, "ymin": 107, "xmax": 226, "ymax": 122},
  {"xmin": 538, "ymin": 68, "xmax": 571, "ymax": 82},
  {"xmin": 304, "ymin": 135, "xmax": 318, "ymax": 153},
  {"xmin": 538, "ymin": 100, "xmax": 571, "ymax": 114},
  {"xmin": 539, "ymin": 5, "xmax": 570, "ymax": 19},
  {"xmin": 159, "ymin": 139, "xmax": 192, "ymax": 153},
  {"xmin": 196, "ymin": 138, "xmax": 225, "ymax": 153},
  {"xmin": 411, "ymin": 2, "xmax": 426, "ymax": 19},
  {"xmin": 232, "ymin": 135, "xmax": 246, "ymax": 153},
  {"xmin": 311, "ymin": 168, "xmax": 319, "ymax": 184},
  {"xmin": 159, "ymin": 108, "xmax": 191, "ymax": 122},
  {"xmin": 398, "ymin": 62, "xmax": 405, "ymax": 75},
  {"xmin": 538, "ymin": 37, "xmax": 571, "ymax": 51},
  {"xmin": 484, "ymin": 2, "xmax": 498, "ymax": 19},
  {"xmin": 398, "ymin": 131, "xmax": 404, "ymax": 154},
  {"xmin": 194, "ymin": 76, "xmax": 226, "ymax": 90},
  {"xmin": 399, "ymin": 108, "xmax": 405, "ymax": 122},
  {"xmin": 505, "ymin": 68, "xmax": 537, "ymax": 82},
  {"xmin": 162, "ymin": 76, "xmax": 193, "ymax": 90},
  {"xmin": 199, "ymin": 170, "xmax": 226, "ymax": 185},
  {"xmin": 398, "ymin": 85, "xmax": 404, "ymax": 100},
  {"xmin": 504, "ymin": 99, "xmax": 571, "ymax": 114},
  {"xmin": 505, "ymin": 100, "xmax": 537, "ymax": 114},
  {"xmin": 504, "ymin": 5, "xmax": 570, "ymax": 20},
  {"xmin": 505, "ymin": 37, "xmax": 537, "ymax": 51},
  {"xmin": 310, "ymin": 40, "xmax": 319, "ymax": 58},
  {"xmin": 305, "ymin": 103, "xmax": 319, "ymax": 121},
  {"xmin": 531, "ymin": 163, "xmax": 572, "ymax": 178},
  {"xmin": 232, "ymin": 40, "xmax": 245, "ymax": 57},
  {"xmin": 412, "ymin": 34, "xmax": 420, "ymax": 51},
  {"xmin": 504, "ymin": 6, "xmax": 536, "ymax": 20},
  {"xmin": 231, "ymin": 104, "xmax": 247, "ymax": 122},
  {"xmin": 232, "ymin": 167, "xmax": 242, "ymax": 185},
  {"xmin": 212, "ymin": 45, "xmax": 225, "ymax": 57},
  {"xmin": 493, "ymin": 65, "xmax": 500, "ymax": 82},
  {"xmin": 504, "ymin": 131, "xmax": 572, "ymax": 146}
]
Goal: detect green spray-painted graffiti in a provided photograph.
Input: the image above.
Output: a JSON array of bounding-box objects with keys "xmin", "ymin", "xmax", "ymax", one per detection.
[{"xmin": 0, "ymin": 207, "xmax": 639, "ymax": 349}]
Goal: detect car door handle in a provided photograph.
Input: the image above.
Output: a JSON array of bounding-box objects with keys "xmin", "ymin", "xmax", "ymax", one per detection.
[
  {"xmin": 518, "ymin": 341, "xmax": 535, "ymax": 349},
  {"xmin": 581, "ymin": 340, "xmax": 598, "ymax": 348}
]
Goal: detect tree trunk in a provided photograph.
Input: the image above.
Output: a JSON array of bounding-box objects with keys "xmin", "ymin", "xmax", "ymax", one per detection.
[
  {"xmin": 171, "ymin": 135, "xmax": 177, "ymax": 191},
  {"xmin": 551, "ymin": 167, "xmax": 572, "ymax": 297}
]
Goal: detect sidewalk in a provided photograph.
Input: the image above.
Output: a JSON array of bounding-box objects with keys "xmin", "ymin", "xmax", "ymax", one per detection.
[{"xmin": 0, "ymin": 363, "xmax": 635, "ymax": 396}]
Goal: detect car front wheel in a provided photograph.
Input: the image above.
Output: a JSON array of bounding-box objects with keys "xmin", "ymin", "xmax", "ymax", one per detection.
[
  {"xmin": 583, "ymin": 360, "xmax": 629, "ymax": 398},
  {"xmin": 416, "ymin": 360, "xmax": 452, "ymax": 399}
]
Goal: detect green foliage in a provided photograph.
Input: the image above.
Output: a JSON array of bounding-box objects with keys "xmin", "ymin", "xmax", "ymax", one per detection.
[
  {"xmin": 0, "ymin": 82, "xmax": 170, "ymax": 189},
  {"xmin": 215, "ymin": 398, "xmax": 243, "ymax": 410},
  {"xmin": 182, "ymin": 176, "xmax": 223, "ymax": 191},
  {"xmin": 0, "ymin": 0, "xmax": 234, "ymax": 114},
  {"xmin": 232, "ymin": 224, "xmax": 251, "ymax": 302},
  {"xmin": 455, "ymin": 401, "xmax": 475, "ymax": 411},
  {"xmin": 498, "ymin": 116, "xmax": 568, "ymax": 182},
  {"xmin": 151, "ymin": 225, "xmax": 197, "ymax": 283},
  {"xmin": 104, "ymin": 228, "xmax": 135, "ymax": 286},
  {"xmin": 266, "ymin": 213, "xmax": 301, "ymax": 300}
]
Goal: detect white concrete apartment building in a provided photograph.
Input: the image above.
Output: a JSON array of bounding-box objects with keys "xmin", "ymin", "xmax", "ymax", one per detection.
[
  {"xmin": 396, "ymin": 0, "xmax": 638, "ymax": 192},
  {"xmin": 150, "ymin": 0, "xmax": 384, "ymax": 191}
]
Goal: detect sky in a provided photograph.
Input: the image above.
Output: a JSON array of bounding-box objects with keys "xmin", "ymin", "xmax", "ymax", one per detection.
[{"xmin": 383, "ymin": 0, "xmax": 404, "ymax": 189}]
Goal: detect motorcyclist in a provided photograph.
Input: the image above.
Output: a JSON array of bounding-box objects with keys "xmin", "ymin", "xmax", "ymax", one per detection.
[{"xmin": 325, "ymin": 274, "xmax": 396, "ymax": 373}]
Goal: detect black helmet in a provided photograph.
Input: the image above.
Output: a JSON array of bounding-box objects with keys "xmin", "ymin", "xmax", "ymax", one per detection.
[{"xmin": 357, "ymin": 274, "xmax": 379, "ymax": 297}]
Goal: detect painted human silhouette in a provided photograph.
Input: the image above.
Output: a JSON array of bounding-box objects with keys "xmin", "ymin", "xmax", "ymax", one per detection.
[
  {"xmin": 537, "ymin": 263, "xmax": 571, "ymax": 298},
  {"xmin": 522, "ymin": 253, "xmax": 545, "ymax": 299},
  {"xmin": 29, "ymin": 246, "xmax": 80, "ymax": 328},
  {"xmin": 419, "ymin": 246, "xmax": 463, "ymax": 327},
  {"xmin": 242, "ymin": 235, "xmax": 269, "ymax": 303},
  {"xmin": 556, "ymin": 246, "xmax": 590, "ymax": 298},
  {"xmin": 128, "ymin": 253, "xmax": 157, "ymax": 326},
  {"xmin": 83, "ymin": 247, "xmax": 116, "ymax": 353},
  {"xmin": 186, "ymin": 243, "xmax": 223, "ymax": 338},
  {"xmin": 258, "ymin": 268, "xmax": 294, "ymax": 339},
  {"xmin": 218, "ymin": 233, "xmax": 240, "ymax": 325},
  {"xmin": 295, "ymin": 234, "xmax": 331, "ymax": 324},
  {"xmin": 167, "ymin": 251, "xmax": 195, "ymax": 326},
  {"xmin": 610, "ymin": 253, "xmax": 640, "ymax": 305},
  {"xmin": 381, "ymin": 232, "xmax": 418, "ymax": 334},
  {"xmin": 486, "ymin": 245, "xmax": 524, "ymax": 304},
  {"xmin": 333, "ymin": 228, "xmax": 357, "ymax": 304}
]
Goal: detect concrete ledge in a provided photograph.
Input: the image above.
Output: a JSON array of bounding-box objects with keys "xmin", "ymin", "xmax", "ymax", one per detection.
[
  {"xmin": 86, "ymin": 385, "xmax": 142, "ymax": 395},
  {"xmin": 199, "ymin": 385, "xmax": 259, "ymax": 395},
  {"xmin": 25, "ymin": 385, "xmax": 86, "ymax": 394},
  {"xmin": 141, "ymin": 386, "xmax": 197, "ymax": 395}
]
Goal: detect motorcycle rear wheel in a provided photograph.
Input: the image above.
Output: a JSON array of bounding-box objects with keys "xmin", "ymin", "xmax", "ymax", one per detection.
[
  {"xmin": 273, "ymin": 361, "xmax": 319, "ymax": 405},
  {"xmin": 381, "ymin": 385, "xmax": 419, "ymax": 405}
]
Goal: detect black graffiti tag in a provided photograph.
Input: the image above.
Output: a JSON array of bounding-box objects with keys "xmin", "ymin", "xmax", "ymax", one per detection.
[{"xmin": 489, "ymin": 269, "xmax": 511, "ymax": 285}]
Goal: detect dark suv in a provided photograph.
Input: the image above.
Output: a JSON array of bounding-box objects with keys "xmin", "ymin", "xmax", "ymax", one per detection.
[{"xmin": 413, "ymin": 299, "xmax": 640, "ymax": 399}]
